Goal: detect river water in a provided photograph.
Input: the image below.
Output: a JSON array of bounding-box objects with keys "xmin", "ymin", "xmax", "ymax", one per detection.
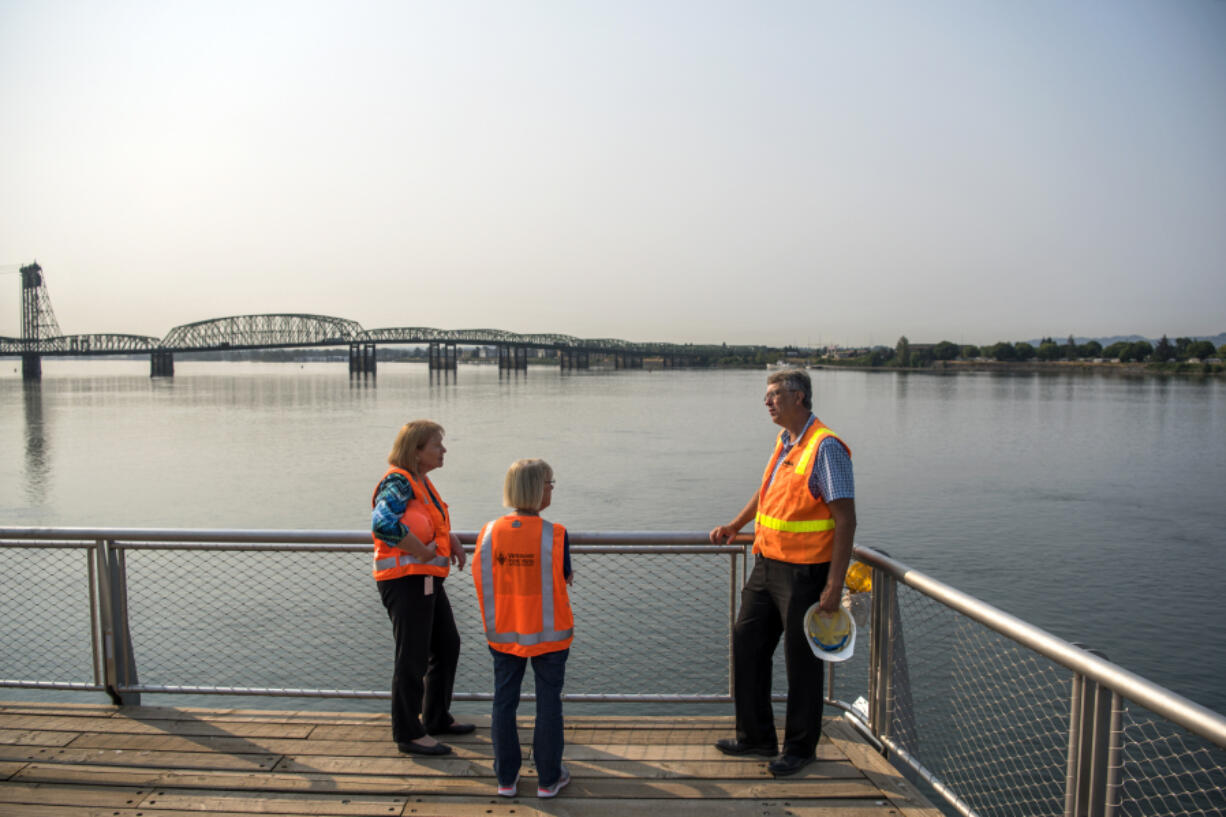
[{"xmin": 2, "ymin": 360, "xmax": 1224, "ymax": 716}]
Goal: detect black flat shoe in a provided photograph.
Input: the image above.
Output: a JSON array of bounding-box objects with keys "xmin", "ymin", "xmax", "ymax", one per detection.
[
  {"xmin": 768, "ymin": 753, "xmax": 815, "ymax": 777},
  {"xmin": 429, "ymin": 721, "xmax": 476, "ymax": 736},
  {"xmin": 397, "ymin": 740, "xmax": 453, "ymax": 756},
  {"xmin": 715, "ymin": 738, "xmax": 777, "ymax": 757}
]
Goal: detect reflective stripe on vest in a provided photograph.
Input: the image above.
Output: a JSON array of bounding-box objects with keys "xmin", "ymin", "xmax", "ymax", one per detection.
[
  {"xmin": 373, "ymin": 552, "xmax": 449, "ymax": 572},
  {"xmin": 792, "ymin": 427, "xmax": 835, "ymax": 476},
  {"xmin": 477, "ymin": 520, "xmax": 574, "ymax": 646},
  {"xmin": 754, "ymin": 513, "xmax": 836, "ymax": 533}
]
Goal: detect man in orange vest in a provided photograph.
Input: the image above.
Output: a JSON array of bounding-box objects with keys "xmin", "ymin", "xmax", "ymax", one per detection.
[{"xmin": 710, "ymin": 369, "xmax": 857, "ymax": 777}]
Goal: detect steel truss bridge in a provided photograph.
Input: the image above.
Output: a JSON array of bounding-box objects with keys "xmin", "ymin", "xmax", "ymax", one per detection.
[{"xmin": 7, "ymin": 264, "xmax": 751, "ymax": 378}]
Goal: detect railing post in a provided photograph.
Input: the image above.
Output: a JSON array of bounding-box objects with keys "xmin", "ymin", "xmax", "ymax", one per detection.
[
  {"xmin": 94, "ymin": 539, "xmax": 140, "ymax": 706},
  {"xmin": 1064, "ymin": 673, "xmax": 1085, "ymax": 817},
  {"xmin": 728, "ymin": 551, "xmax": 738, "ymax": 699},
  {"xmin": 88, "ymin": 546, "xmax": 102, "ymax": 688},
  {"xmin": 868, "ymin": 566, "xmax": 896, "ymax": 745},
  {"xmin": 1064, "ymin": 648, "xmax": 1122, "ymax": 817},
  {"xmin": 1104, "ymin": 691, "xmax": 1122, "ymax": 817}
]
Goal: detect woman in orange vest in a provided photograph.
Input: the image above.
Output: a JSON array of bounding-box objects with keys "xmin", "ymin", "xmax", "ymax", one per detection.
[
  {"xmin": 372, "ymin": 420, "xmax": 472, "ymax": 756},
  {"xmin": 472, "ymin": 458, "xmax": 574, "ymax": 799}
]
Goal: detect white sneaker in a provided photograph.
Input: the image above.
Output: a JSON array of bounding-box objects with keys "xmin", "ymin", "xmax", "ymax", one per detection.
[
  {"xmin": 497, "ymin": 773, "xmax": 519, "ymax": 797},
  {"xmin": 537, "ymin": 765, "xmax": 570, "ymax": 798}
]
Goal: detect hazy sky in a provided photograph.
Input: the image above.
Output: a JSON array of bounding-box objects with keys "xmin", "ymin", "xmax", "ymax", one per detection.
[{"xmin": 2, "ymin": 1, "xmax": 1223, "ymax": 347}]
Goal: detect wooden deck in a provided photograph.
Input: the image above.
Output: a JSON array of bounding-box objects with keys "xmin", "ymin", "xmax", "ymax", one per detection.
[{"xmin": 0, "ymin": 701, "xmax": 940, "ymax": 816}]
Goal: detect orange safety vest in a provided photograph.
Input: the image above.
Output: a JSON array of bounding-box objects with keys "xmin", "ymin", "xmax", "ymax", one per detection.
[
  {"xmin": 753, "ymin": 418, "xmax": 851, "ymax": 565},
  {"xmin": 472, "ymin": 515, "xmax": 573, "ymax": 657},
  {"xmin": 371, "ymin": 467, "xmax": 451, "ymax": 580}
]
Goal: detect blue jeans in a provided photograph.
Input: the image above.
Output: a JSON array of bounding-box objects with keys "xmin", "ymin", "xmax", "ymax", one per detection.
[{"xmin": 490, "ymin": 647, "xmax": 568, "ymax": 788}]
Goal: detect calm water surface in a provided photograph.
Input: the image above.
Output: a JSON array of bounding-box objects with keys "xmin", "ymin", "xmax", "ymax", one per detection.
[{"xmin": 2, "ymin": 360, "xmax": 1224, "ymax": 713}]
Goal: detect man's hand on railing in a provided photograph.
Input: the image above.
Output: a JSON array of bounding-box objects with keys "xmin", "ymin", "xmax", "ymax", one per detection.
[{"xmin": 709, "ymin": 525, "xmax": 740, "ymax": 544}]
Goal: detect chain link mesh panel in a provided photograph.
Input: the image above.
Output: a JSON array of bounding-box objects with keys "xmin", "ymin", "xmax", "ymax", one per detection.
[
  {"xmin": 1118, "ymin": 702, "xmax": 1226, "ymax": 816},
  {"xmin": 123, "ymin": 550, "xmax": 388, "ymax": 693},
  {"xmin": 830, "ymin": 578, "xmax": 1226, "ymax": 817},
  {"xmin": 121, "ymin": 547, "xmax": 737, "ymax": 701},
  {"xmin": 0, "ymin": 546, "xmax": 96, "ymax": 686}
]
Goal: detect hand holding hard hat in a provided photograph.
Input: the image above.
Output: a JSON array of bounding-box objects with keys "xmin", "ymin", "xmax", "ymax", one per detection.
[{"xmin": 804, "ymin": 602, "xmax": 855, "ymax": 662}]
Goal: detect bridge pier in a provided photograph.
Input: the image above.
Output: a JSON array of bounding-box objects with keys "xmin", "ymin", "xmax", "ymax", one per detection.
[
  {"xmin": 499, "ymin": 345, "xmax": 528, "ymax": 372},
  {"xmin": 559, "ymin": 349, "xmax": 590, "ymax": 371},
  {"xmin": 150, "ymin": 350, "xmax": 175, "ymax": 377},
  {"xmin": 21, "ymin": 354, "xmax": 41, "ymax": 381},
  {"xmin": 428, "ymin": 342, "xmax": 458, "ymax": 371},
  {"xmin": 615, "ymin": 352, "xmax": 639, "ymax": 370},
  {"xmin": 348, "ymin": 343, "xmax": 376, "ymax": 376}
]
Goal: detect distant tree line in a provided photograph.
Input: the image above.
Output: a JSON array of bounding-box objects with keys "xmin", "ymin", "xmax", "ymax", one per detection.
[{"xmin": 821, "ymin": 335, "xmax": 1225, "ymax": 370}]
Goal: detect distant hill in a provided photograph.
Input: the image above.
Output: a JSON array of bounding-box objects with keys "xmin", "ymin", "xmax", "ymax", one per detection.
[{"xmin": 1022, "ymin": 333, "xmax": 1226, "ymax": 348}]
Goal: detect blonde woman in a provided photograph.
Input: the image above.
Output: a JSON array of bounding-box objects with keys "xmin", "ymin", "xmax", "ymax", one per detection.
[
  {"xmin": 372, "ymin": 420, "xmax": 472, "ymax": 756},
  {"xmin": 473, "ymin": 459, "xmax": 574, "ymax": 798}
]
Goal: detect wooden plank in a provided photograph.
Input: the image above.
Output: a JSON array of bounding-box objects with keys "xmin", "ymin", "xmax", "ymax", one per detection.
[
  {"xmin": 65, "ymin": 731, "xmax": 845, "ymax": 762},
  {"xmin": 0, "ymin": 728, "xmax": 76, "ymax": 747},
  {"xmin": 560, "ymin": 741, "xmax": 844, "ymax": 761},
  {"xmin": 68, "ymin": 732, "xmax": 489, "ymax": 759},
  {"xmin": 0, "ymin": 800, "xmax": 403, "ymax": 817},
  {"xmin": 0, "ymin": 743, "xmax": 281, "ymax": 771},
  {"xmin": 394, "ymin": 803, "xmax": 898, "ymax": 817},
  {"xmin": 0, "ymin": 782, "xmax": 149, "ymax": 808},
  {"xmin": 824, "ymin": 719, "xmax": 946, "ymax": 817},
  {"xmin": 0, "ymin": 807, "xmax": 264, "ymax": 817},
  {"xmin": 0, "ymin": 702, "xmax": 119, "ymax": 718},
  {"xmin": 310, "ymin": 724, "xmax": 758, "ymax": 745},
  {"xmin": 114, "ymin": 705, "xmax": 391, "ymax": 726},
  {"xmin": 123, "ymin": 787, "xmax": 411, "ymax": 816},
  {"xmin": 11, "ymin": 762, "xmax": 886, "ymax": 798},
  {"xmin": 0, "ymin": 761, "xmax": 27, "ymax": 780},
  {"xmin": 0, "ymin": 707, "xmax": 720, "ymax": 725},
  {"xmin": 0, "ymin": 713, "xmax": 314, "ymax": 739},
  {"xmin": 273, "ymin": 754, "xmax": 864, "ymax": 780}
]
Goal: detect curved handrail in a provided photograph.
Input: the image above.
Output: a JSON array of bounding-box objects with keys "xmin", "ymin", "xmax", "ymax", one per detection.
[{"xmin": 854, "ymin": 544, "xmax": 1226, "ymax": 747}]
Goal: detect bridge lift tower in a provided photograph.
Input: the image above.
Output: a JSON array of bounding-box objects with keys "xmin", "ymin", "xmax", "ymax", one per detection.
[{"xmin": 20, "ymin": 262, "xmax": 62, "ymax": 380}]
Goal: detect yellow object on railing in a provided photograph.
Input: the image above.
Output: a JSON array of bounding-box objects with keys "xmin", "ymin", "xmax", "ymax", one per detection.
[{"xmin": 845, "ymin": 560, "xmax": 872, "ymax": 593}]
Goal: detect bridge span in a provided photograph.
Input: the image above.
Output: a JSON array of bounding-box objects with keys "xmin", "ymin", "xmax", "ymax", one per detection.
[{"xmin": 7, "ymin": 263, "xmax": 741, "ymax": 379}]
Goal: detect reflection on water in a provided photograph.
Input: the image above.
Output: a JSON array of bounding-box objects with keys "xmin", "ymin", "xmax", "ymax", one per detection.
[{"xmin": 22, "ymin": 383, "xmax": 48, "ymax": 507}]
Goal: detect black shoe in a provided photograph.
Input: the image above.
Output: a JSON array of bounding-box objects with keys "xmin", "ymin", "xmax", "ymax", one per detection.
[
  {"xmin": 715, "ymin": 738, "xmax": 777, "ymax": 757},
  {"xmin": 398, "ymin": 740, "xmax": 453, "ymax": 756},
  {"xmin": 429, "ymin": 721, "xmax": 476, "ymax": 736},
  {"xmin": 768, "ymin": 754, "xmax": 815, "ymax": 777}
]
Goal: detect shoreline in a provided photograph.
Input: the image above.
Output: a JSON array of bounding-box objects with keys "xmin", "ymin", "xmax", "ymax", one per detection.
[{"xmin": 807, "ymin": 360, "xmax": 1225, "ymax": 377}]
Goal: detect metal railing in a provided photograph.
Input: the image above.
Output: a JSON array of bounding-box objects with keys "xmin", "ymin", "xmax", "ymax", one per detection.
[{"xmin": 2, "ymin": 526, "xmax": 1224, "ymax": 817}]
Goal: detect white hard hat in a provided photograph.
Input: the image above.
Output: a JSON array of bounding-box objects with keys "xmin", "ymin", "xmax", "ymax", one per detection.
[{"xmin": 804, "ymin": 602, "xmax": 856, "ymax": 662}]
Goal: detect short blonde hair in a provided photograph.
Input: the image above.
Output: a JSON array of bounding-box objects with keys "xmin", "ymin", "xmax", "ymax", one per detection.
[
  {"xmin": 503, "ymin": 458, "xmax": 553, "ymax": 511},
  {"xmin": 387, "ymin": 420, "xmax": 444, "ymax": 472}
]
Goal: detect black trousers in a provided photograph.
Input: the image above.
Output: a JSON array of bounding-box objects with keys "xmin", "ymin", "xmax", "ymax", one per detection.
[
  {"xmin": 377, "ymin": 574, "xmax": 462, "ymax": 742},
  {"xmin": 732, "ymin": 556, "xmax": 829, "ymax": 758}
]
